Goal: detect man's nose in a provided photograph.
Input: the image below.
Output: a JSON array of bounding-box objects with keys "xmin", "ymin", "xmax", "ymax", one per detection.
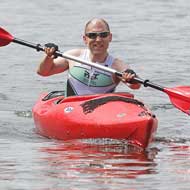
[{"xmin": 95, "ymin": 35, "xmax": 102, "ymax": 41}]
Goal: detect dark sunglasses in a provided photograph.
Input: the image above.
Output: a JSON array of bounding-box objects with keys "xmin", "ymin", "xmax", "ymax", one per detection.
[{"xmin": 85, "ymin": 31, "xmax": 110, "ymax": 39}]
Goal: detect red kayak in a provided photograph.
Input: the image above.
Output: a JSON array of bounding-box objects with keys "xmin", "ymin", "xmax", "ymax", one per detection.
[{"xmin": 32, "ymin": 91, "xmax": 158, "ymax": 149}]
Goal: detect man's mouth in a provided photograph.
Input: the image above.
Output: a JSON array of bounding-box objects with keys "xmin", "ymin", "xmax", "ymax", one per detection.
[{"xmin": 93, "ymin": 43, "xmax": 103, "ymax": 49}]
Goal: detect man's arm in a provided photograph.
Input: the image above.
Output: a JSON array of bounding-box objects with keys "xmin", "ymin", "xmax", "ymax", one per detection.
[{"xmin": 37, "ymin": 55, "xmax": 69, "ymax": 76}]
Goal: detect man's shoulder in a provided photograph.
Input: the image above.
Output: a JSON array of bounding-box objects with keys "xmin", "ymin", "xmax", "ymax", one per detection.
[
  {"xmin": 111, "ymin": 58, "xmax": 123, "ymax": 67},
  {"xmin": 112, "ymin": 58, "xmax": 129, "ymax": 72}
]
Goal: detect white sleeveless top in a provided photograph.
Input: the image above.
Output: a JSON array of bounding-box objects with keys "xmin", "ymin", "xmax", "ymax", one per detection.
[{"xmin": 67, "ymin": 49, "xmax": 117, "ymax": 96}]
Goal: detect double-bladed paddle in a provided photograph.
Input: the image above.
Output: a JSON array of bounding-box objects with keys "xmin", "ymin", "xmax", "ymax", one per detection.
[{"xmin": 0, "ymin": 27, "xmax": 190, "ymax": 115}]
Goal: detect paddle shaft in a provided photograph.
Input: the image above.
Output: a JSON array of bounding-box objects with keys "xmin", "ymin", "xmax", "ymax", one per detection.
[
  {"xmin": 0, "ymin": 29, "xmax": 187, "ymax": 114},
  {"xmin": 13, "ymin": 37, "xmax": 164, "ymax": 92}
]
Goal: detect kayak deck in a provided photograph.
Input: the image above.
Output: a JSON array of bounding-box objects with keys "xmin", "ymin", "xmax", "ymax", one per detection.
[{"xmin": 32, "ymin": 91, "xmax": 158, "ymax": 149}]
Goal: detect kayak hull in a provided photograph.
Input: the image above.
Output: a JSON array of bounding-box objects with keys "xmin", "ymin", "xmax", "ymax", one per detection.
[{"xmin": 32, "ymin": 92, "xmax": 158, "ymax": 149}]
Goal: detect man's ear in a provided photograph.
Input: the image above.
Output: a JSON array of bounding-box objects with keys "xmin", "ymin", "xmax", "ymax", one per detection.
[
  {"xmin": 109, "ymin": 33, "xmax": 112, "ymax": 42},
  {"xmin": 83, "ymin": 35, "xmax": 88, "ymax": 45}
]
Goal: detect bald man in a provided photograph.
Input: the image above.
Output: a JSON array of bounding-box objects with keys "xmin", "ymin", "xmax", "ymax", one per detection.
[{"xmin": 37, "ymin": 18, "xmax": 141, "ymax": 96}]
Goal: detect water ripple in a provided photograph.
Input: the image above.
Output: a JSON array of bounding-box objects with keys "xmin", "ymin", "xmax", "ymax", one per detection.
[
  {"xmin": 14, "ymin": 110, "xmax": 32, "ymax": 118},
  {"xmin": 151, "ymin": 103, "xmax": 173, "ymax": 111}
]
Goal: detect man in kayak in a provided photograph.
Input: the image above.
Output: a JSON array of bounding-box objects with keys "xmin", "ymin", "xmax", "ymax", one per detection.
[{"xmin": 37, "ymin": 18, "xmax": 141, "ymax": 96}]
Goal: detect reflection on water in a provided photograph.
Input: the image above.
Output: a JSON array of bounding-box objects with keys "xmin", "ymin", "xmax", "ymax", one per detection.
[
  {"xmin": 40, "ymin": 139, "xmax": 158, "ymax": 183},
  {"xmin": 164, "ymin": 144, "xmax": 190, "ymax": 184}
]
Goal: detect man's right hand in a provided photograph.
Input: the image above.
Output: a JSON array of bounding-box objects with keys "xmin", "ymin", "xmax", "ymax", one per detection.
[{"xmin": 44, "ymin": 43, "xmax": 59, "ymax": 59}]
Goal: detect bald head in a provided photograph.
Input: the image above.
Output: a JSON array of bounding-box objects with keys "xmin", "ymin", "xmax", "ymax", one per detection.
[{"xmin": 84, "ymin": 18, "xmax": 110, "ymax": 33}]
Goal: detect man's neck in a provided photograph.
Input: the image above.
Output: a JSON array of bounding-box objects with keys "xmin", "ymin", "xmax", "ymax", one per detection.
[{"xmin": 89, "ymin": 52, "xmax": 108, "ymax": 63}]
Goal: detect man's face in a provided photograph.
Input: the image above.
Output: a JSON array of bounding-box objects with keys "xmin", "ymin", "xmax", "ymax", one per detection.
[{"xmin": 83, "ymin": 21, "xmax": 112, "ymax": 56}]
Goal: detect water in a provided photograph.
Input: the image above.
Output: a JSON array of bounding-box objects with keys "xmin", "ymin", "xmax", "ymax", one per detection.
[{"xmin": 0, "ymin": 0, "xmax": 190, "ymax": 189}]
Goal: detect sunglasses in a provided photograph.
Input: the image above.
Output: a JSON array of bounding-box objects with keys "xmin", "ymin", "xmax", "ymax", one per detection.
[{"xmin": 85, "ymin": 31, "xmax": 110, "ymax": 39}]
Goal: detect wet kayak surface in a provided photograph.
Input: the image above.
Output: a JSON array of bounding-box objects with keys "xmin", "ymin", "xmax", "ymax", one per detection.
[{"xmin": 0, "ymin": 0, "xmax": 190, "ymax": 189}]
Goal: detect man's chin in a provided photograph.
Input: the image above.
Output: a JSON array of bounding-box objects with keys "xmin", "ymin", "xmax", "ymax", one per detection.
[{"xmin": 92, "ymin": 49, "xmax": 104, "ymax": 55}]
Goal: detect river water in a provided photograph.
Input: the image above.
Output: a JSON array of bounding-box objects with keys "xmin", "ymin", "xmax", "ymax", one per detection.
[{"xmin": 0, "ymin": 0, "xmax": 190, "ymax": 189}]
